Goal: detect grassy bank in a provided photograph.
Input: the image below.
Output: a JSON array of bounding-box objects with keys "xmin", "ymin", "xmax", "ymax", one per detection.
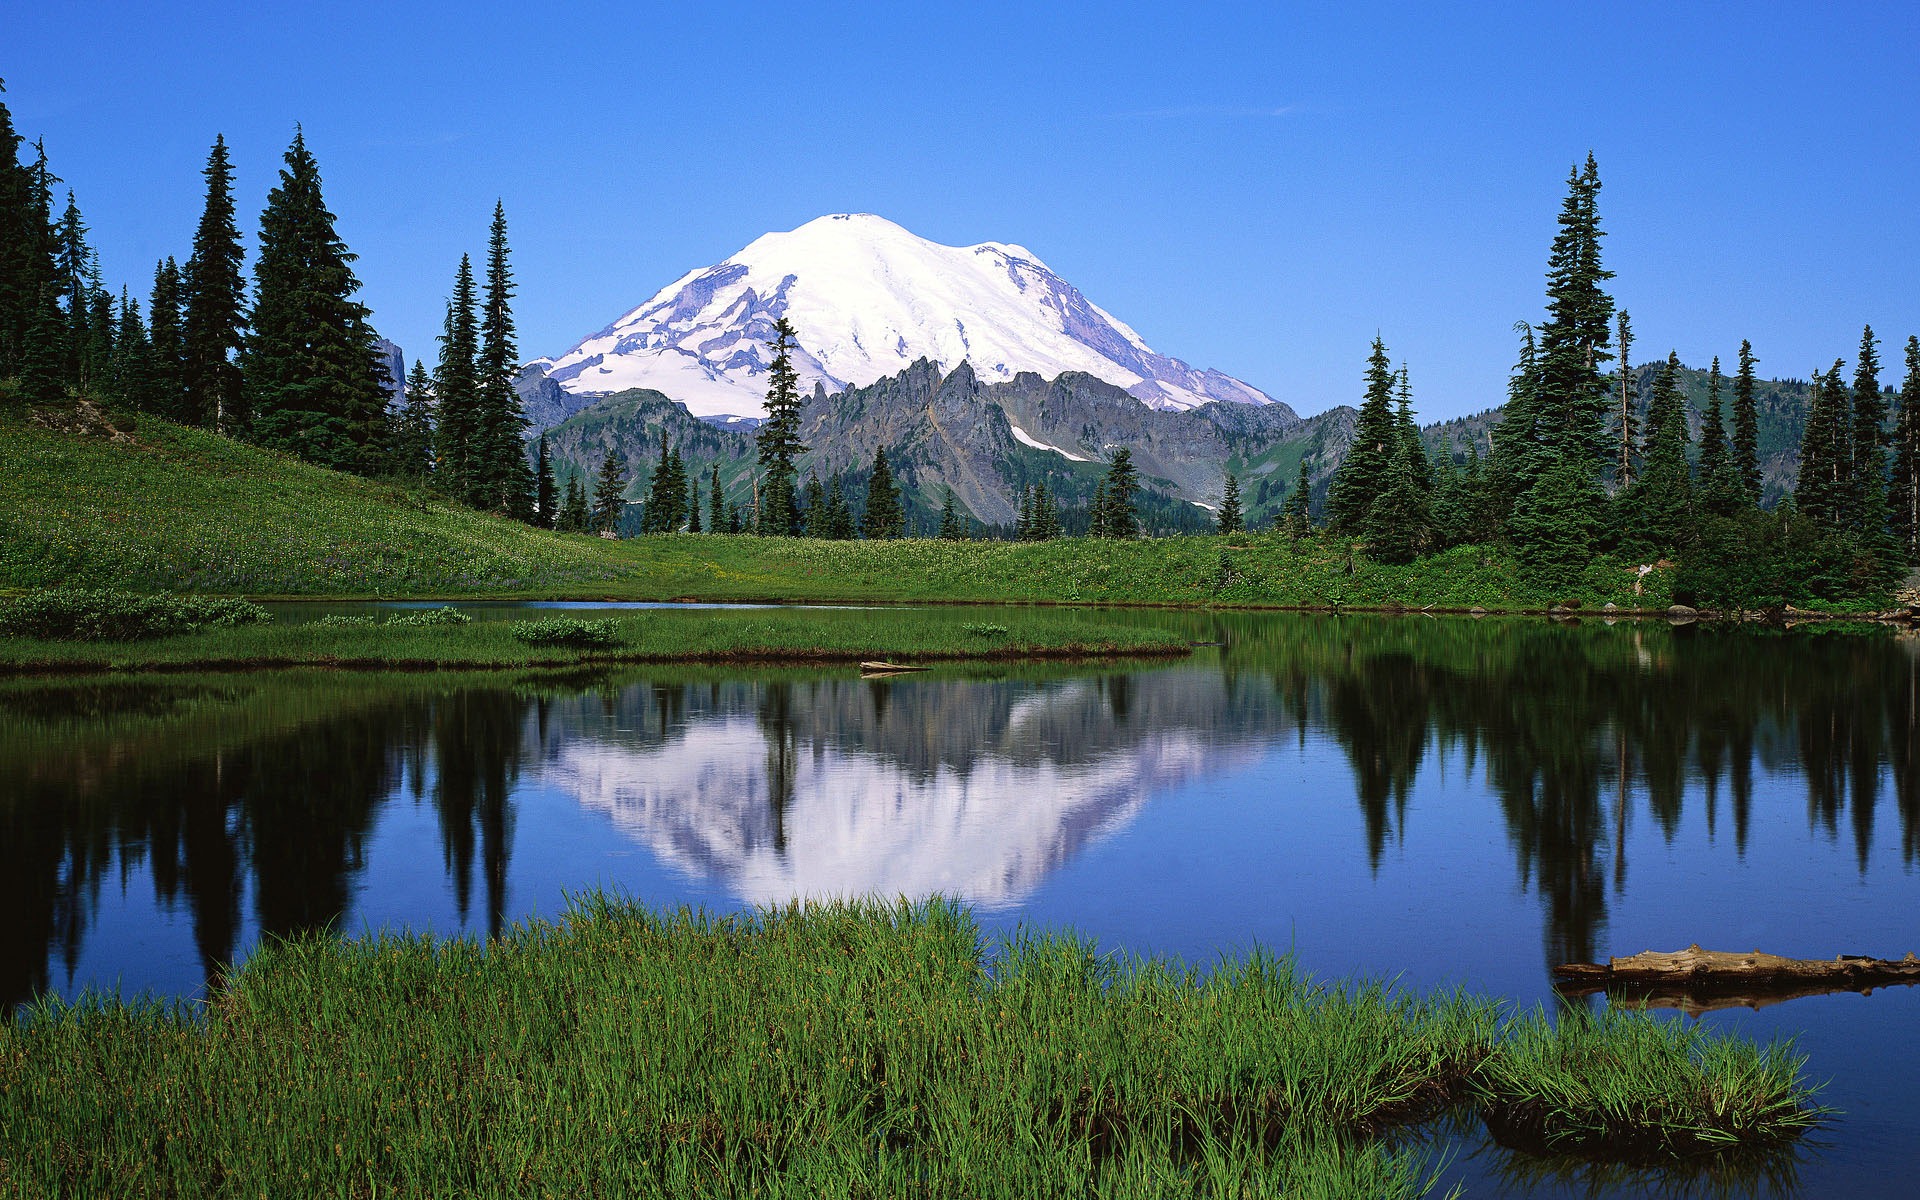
[
  {"xmin": 0, "ymin": 605, "xmax": 1188, "ymax": 674},
  {"xmin": 0, "ymin": 898, "xmax": 1820, "ymax": 1199}
]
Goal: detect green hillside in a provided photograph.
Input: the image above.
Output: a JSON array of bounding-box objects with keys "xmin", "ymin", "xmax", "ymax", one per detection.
[{"xmin": 1, "ymin": 408, "xmax": 636, "ymax": 596}]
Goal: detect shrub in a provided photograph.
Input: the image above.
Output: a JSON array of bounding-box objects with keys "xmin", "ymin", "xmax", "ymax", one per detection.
[
  {"xmin": 509, "ymin": 617, "xmax": 622, "ymax": 648},
  {"xmin": 0, "ymin": 589, "xmax": 271, "ymax": 641},
  {"xmin": 382, "ymin": 606, "xmax": 470, "ymax": 628},
  {"xmin": 960, "ymin": 622, "xmax": 1010, "ymax": 638}
]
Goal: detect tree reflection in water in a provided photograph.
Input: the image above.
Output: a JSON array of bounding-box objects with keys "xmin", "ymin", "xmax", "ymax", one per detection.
[{"xmin": 0, "ymin": 620, "xmax": 1913, "ymax": 1012}]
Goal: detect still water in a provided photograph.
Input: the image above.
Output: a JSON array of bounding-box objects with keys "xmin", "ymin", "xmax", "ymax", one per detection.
[{"xmin": 3, "ymin": 613, "xmax": 1916, "ymax": 1195}]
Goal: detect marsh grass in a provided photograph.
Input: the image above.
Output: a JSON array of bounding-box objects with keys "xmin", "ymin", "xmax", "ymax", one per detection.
[
  {"xmin": 0, "ymin": 898, "xmax": 1821, "ymax": 1198},
  {"xmin": 0, "ymin": 606, "xmax": 1186, "ymax": 674}
]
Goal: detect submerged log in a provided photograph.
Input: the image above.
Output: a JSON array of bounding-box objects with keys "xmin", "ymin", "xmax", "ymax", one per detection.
[
  {"xmin": 1554, "ymin": 944, "xmax": 1920, "ymax": 1015},
  {"xmin": 859, "ymin": 661, "xmax": 928, "ymax": 675}
]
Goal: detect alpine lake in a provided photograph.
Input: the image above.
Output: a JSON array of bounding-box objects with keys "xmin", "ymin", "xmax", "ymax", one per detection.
[{"xmin": 5, "ymin": 605, "xmax": 1916, "ymax": 1198}]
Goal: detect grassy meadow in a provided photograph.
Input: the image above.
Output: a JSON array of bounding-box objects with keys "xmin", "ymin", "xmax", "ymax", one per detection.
[
  {"xmin": 0, "ymin": 897, "xmax": 1822, "ymax": 1199},
  {"xmin": 3, "ymin": 412, "xmax": 1684, "ymax": 611},
  {"xmin": 0, "ymin": 604, "xmax": 1188, "ymax": 674}
]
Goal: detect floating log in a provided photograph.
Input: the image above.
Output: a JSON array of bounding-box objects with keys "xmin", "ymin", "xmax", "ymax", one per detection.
[
  {"xmin": 859, "ymin": 661, "xmax": 928, "ymax": 675},
  {"xmin": 1554, "ymin": 944, "xmax": 1920, "ymax": 1015}
]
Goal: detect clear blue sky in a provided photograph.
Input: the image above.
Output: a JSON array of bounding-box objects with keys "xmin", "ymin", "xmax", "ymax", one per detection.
[{"xmin": 8, "ymin": 1, "xmax": 1917, "ymax": 421}]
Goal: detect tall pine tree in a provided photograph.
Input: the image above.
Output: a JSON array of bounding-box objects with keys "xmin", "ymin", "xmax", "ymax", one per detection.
[
  {"xmin": 755, "ymin": 317, "xmax": 806, "ymax": 535},
  {"xmin": 1217, "ymin": 473, "xmax": 1244, "ymax": 534},
  {"xmin": 591, "ymin": 451, "xmax": 629, "ymax": 535},
  {"xmin": 1891, "ymin": 336, "xmax": 1920, "ymax": 564},
  {"xmin": 147, "ymin": 258, "xmax": 187, "ymax": 420},
  {"xmin": 434, "ymin": 255, "xmax": 481, "ymax": 495},
  {"xmin": 388, "ymin": 359, "xmax": 437, "ymax": 480},
  {"xmin": 1613, "ymin": 310, "xmax": 1637, "ymax": 489},
  {"xmin": 181, "ymin": 135, "xmax": 246, "ymax": 432},
  {"xmin": 1697, "ymin": 356, "xmax": 1739, "ymax": 514},
  {"xmin": 533, "ymin": 435, "xmax": 557, "ymax": 528},
  {"xmin": 474, "ymin": 202, "xmax": 534, "ymax": 518},
  {"xmin": 1732, "ymin": 339, "xmax": 1762, "ymax": 504},
  {"xmin": 0, "ymin": 81, "xmax": 54, "ymax": 377},
  {"xmin": 243, "ymin": 129, "xmax": 390, "ymax": 473},
  {"xmin": 862, "ymin": 446, "xmax": 903, "ymax": 539},
  {"xmin": 1794, "ymin": 362, "xmax": 1852, "ymax": 528},
  {"xmin": 1327, "ymin": 337, "xmax": 1397, "ymax": 533}
]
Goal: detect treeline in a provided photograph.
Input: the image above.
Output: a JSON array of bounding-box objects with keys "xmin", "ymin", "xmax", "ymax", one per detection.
[
  {"xmin": 0, "ymin": 84, "xmax": 540, "ymax": 524},
  {"xmin": 1318, "ymin": 155, "xmax": 1920, "ymax": 607}
]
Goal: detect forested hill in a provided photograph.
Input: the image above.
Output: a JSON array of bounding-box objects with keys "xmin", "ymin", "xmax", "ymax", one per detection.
[{"xmin": 1422, "ymin": 362, "xmax": 1817, "ymax": 502}]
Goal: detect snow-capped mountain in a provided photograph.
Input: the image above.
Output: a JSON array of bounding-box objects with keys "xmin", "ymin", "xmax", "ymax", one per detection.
[{"xmin": 537, "ymin": 213, "xmax": 1278, "ymax": 418}]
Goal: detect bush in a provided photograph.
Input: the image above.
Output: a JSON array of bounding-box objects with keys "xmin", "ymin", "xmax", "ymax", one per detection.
[
  {"xmin": 960, "ymin": 622, "xmax": 1009, "ymax": 639},
  {"xmin": 0, "ymin": 588, "xmax": 271, "ymax": 641},
  {"xmin": 382, "ymin": 606, "xmax": 470, "ymax": 628},
  {"xmin": 509, "ymin": 617, "xmax": 622, "ymax": 647}
]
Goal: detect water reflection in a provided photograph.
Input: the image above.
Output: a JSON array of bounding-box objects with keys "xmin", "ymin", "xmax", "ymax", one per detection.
[{"xmin": 0, "ymin": 619, "xmax": 1914, "ymax": 1014}]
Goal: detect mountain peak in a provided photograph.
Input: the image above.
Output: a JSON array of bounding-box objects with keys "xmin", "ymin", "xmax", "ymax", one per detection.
[{"xmin": 539, "ymin": 214, "xmax": 1278, "ymax": 419}]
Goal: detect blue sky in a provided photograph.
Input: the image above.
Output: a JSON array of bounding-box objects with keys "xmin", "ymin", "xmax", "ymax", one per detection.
[{"xmin": 7, "ymin": 1, "xmax": 1917, "ymax": 421}]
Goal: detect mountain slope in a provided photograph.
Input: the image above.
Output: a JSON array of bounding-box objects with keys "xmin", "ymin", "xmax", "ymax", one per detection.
[{"xmin": 534, "ymin": 213, "xmax": 1284, "ymax": 419}]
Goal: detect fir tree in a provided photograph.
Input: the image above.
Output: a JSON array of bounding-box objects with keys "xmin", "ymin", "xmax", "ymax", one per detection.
[
  {"xmin": 434, "ymin": 255, "xmax": 481, "ymax": 497},
  {"xmin": 107, "ymin": 288, "xmax": 154, "ymax": 411},
  {"xmin": 1217, "ymin": 473, "xmax": 1244, "ymax": 534},
  {"xmin": 1508, "ymin": 457, "xmax": 1605, "ymax": 586},
  {"xmin": 591, "ymin": 451, "xmax": 628, "ymax": 535},
  {"xmin": 0, "ymin": 82, "xmax": 49, "ymax": 377},
  {"xmin": 1282, "ymin": 458, "xmax": 1313, "ymax": 539},
  {"xmin": 1017, "ymin": 484, "xmax": 1034, "ymax": 540},
  {"xmin": 1613, "ymin": 310, "xmax": 1637, "ymax": 489},
  {"xmin": 1732, "ymin": 340, "xmax": 1763, "ymax": 504},
  {"xmin": 1850, "ymin": 326, "xmax": 1901, "ymax": 581},
  {"xmin": 17, "ymin": 283, "xmax": 66, "ymax": 406},
  {"xmin": 1364, "ymin": 443, "xmax": 1432, "ymax": 565},
  {"xmin": 1622, "ymin": 350, "xmax": 1693, "ymax": 554},
  {"xmin": 938, "ymin": 488, "xmax": 963, "ymax": 540},
  {"xmin": 181, "ymin": 135, "xmax": 246, "ymax": 432},
  {"xmin": 1697, "ymin": 356, "xmax": 1740, "ymax": 514},
  {"xmin": 642, "ymin": 432, "xmax": 688, "ymax": 533},
  {"xmin": 1891, "ymin": 336, "xmax": 1920, "ymax": 564},
  {"xmin": 755, "ymin": 317, "xmax": 806, "ymax": 535},
  {"xmin": 1535, "ymin": 155, "xmax": 1615, "ymax": 469},
  {"xmin": 388, "ymin": 360, "xmax": 437, "ymax": 480},
  {"xmin": 801, "ymin": 473, "xmax": 826, "ymax": 536},
  {"xmin": 688, "ymin": 475, "xmax": 703, "ymax": 533},
  {"xmin": 558, "ymin": 472, "xmax": 590, "ymax": 534},
  {"xmin": 1490, "ymin": 321, "xmax": 1544, "ymax": 497},
  {"xmin": 862, "ymin": 446, "xmax": 903, "ymax": 539},
  {"xmin": 52, "ymin": 190, "xmax": 100, "ymax": 382},
  {"xmin": 474, "ymin": 202, "xmax": 534, "ymax": 518},
  {"xmin": 1327, "ymin": 337, "xmax": 1397, "ymax": 533},
  {"xmin": 1794, "ymin": 362, "xmax": 1852, "ymax": 528},
  {"xmin": 823, "ymin": 477, "xmax": 852, "ymax": 539},
  {"xmin": 1036, "ymin": 482, "xmax": 1060, "ymax": 540},
  {"xmin": 708, "ymin": 464, "xmax": 727, "ymax": 534},
  {"xmin": 533, "ymin": 435, "xmax": 557, "ymax": 528},
  {"xmin": 147, "ymin": 258, "xmax": 187, "ymax": 421},
  {"xmin": 243, "ymin": 129, "xmax": 390, "ymax": 473},
  {"xmin": 1095, "ymin": 449, "xmax": 1139, "ymax": 538},
  {"xmin": 1395, "ymin": 366, "xmax": 1431, "ymax": 494}
]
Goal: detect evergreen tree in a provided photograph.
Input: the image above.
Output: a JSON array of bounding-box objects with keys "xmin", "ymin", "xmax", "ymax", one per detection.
[
  {"xmin": 1891, "ymin": 336, "xmax": 1920, "ymax": 564},
  {"xmin": 1394, "ymin": 367, "xmax": 1431, "ymax": 495},
  {"xmin": 1017, "ymin": 484, "xmax": 1034, "ymax": 540},
  {"xmin": 687, "ymin": 475, "xmax": 703, "ymax": 533},
  {"xmin": 1535, "ymin": 155, "xmax": 1615, "ymax": 469},
  {"xmin": 1364, "ymin": 443, "xmax": 1432, "ymax": 565},
  {"xmin": 1849, "ymin": 326, "xmax": 1901, "ymax": 581},
  {"xmin": 533, "ymin": 435, "xmax": 557, "ymax": 528},
  {"xmin": 243, "ymin": 129, "xmax": 390, "ymax": 473},
  {"xmin": 1621, "ymin": 350, "xmax": 1694, "ymax": 554},
  {"xmin": 1508, "ymin": 457, "xmax": 1605, "ymax": 587},
  {"xmin": 1732, "ymin": 340, "xmax": 1763, "ymax": 505},
  {"xmin": 1095, "ymin": 449, "xmax": 1139, "ymax": 537},
  {"xmin": 1697, "ymin": 356, "xmax": 1741, "ymax": 514},
  {"xmin": 474, "ymin": 202, "xmax": 534, "ymax": 518},
  {"xmin": 558, "ymin": 472, "xmax": 590, "ymax": 534},
  {"xmin": 938, "ymin": 488, "xmax": 964, "ymax": 540},
  {"xmin": 1490, "ymin": 320, "xmax": 1546, "ymax": 502},
  {"xmin": 591, "ymin": 451, "xmax": 628, "ymax": 535},
  {"xmin": 1282, "ymin": 458, "xmax": 1313, "ymax": 539},
  {"xmin": 1613, "ymin": 310, "xmax": 1637, "ymax": 489},
  {"xmin": 388, "ymin": 360, "xmax": 437, "ymax": 480},
  {"xmin": 801, "ymin": 473, "xmax": 826, "ymax": 536},
  {"xmin": 862, "ymin": 446, "xmax": 903, "ymax": 539},
  {"xmin": 181, "ymin": 135, "xmax": 246, "ymax": 432},
  {"xmin": 107, "ymin": 288, "xmax": 154, "ymax": 411},
  {"xmin": 755, "ymin": 317, "xmax": 806, "ymax": 535},
  {"xmin": 1794, "ymin": 362, "xmax": 1852, "ymax": 528},
  {"xmin": 1217, "ymin": 472, "xmax": 1244, "ymax": 534},
  {"xmin": 17, "ymin": 283, "xmax": 66, "ymax": 406},
  {"xmin": 147, "ymin": 258, "xmax": 187, "ymax": 421},
  {"xmin": 708, "ymin": 464, "xmax": 727, "ymax": 534},
  {"xmin": 642, "ymin": 432, "xmax": 687, "ymax": 532},
  {"xmin": 434, "ymin": 255, "xmax": 481, "ymax": 497},
  {"xmin": 1327, "ymin": 337, "xmax": 1397, "ymax": 533},
  {"xmin": 52, "ymin": 190, "xmax": 100, "ymax": 382},
  {"xmin": 0, "ymin": 82, "xmax": 51, "ymax": 377},
  {"xmin": 823, "ymin": 477, "xmax": 852, "ymax": 539}
]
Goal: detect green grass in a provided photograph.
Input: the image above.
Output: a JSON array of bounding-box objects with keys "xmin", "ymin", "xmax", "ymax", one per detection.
[
  {"xmin": 0, "ymin": 605, "xmax": 1188, "ymax": 674},
  {"xmin": 0, "ymin": 898, "xmax": 1821, "ymax": 1199}
]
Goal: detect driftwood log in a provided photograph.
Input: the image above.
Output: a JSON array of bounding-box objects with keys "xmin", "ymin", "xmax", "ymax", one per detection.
[
  {"xmin": 1554, "ymin": 944, "xmax": 1920, "ymax": 1015},
  {"xmin": 859, "ymin": 661, "xmax": 928, "ymax": 675}
]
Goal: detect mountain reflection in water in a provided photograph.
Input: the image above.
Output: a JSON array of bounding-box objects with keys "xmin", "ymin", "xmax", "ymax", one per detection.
[{"xmin": 1, "ymin": 617, "xmax": 1914, "ymax": 1015}]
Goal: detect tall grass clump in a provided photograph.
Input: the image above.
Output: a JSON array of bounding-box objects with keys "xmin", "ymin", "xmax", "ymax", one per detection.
[
  {"xmin": 0, "ymin": 588, "xmax": 270, "ymax": 640},
  {"xmin": 509, "ymin": 616, "xmax": 622, "ymax": 647},
  {"xmin": 0, "ymin": 897, "xmax": 1823, "ymax": 1197}
]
